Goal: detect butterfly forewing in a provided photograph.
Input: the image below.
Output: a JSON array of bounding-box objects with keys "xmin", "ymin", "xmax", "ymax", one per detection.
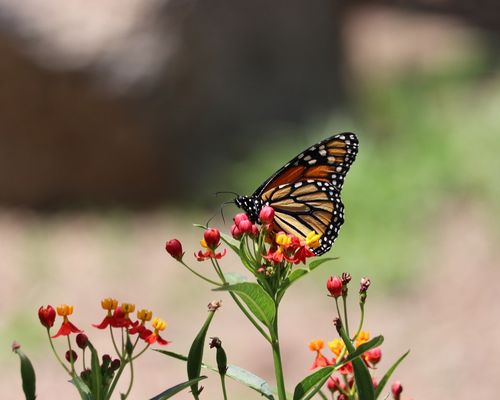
[{"xmin": 236, "ymin": 132, "xmax": 358, "ymax": 255}]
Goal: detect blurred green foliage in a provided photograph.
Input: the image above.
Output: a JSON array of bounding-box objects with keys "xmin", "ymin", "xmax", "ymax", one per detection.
[{"xmin": 227, "ymin": 60, "xmax": 500, "ymax": 287}]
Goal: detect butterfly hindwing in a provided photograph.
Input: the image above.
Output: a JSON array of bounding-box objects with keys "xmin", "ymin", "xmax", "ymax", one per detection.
[
  {"xmin": 261, "ymin": 180, "xmax": 344, "ymax": 255},
  {"xmin": 235, "ymin": 132, "xmax": 358, "ymax": 255}
]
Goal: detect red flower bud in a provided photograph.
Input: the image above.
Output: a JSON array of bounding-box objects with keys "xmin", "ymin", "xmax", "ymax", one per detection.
[
  {"xmin": 110, "ymin": 358, "xmax": 121, "ymax": 371},
  {"xmin": 392, "ymin": 381, "xmax": 403, "ymax": 399},
  {"xmin": 165, "ymin": 239, "xmax": 184, "ymax": 261},
  {"xmin": 259, "ymin": 206, "xmax": 275, "ymax": 224},
  {"xmin": 327, "ymin": 276, "xmax": 343, "ymax": 298},
  {"xmin": 76, "ymin": 333, "xmax": 88, "ymax": 349},
  {"xmin": 337, "ymin": 395, "xmax": 347, "ymax": 400},
  {"xmin": 38, "ymin": 305, "xmax": 56, "ymax": 328},
  {"xmin": 65, "ymin": 350, "xmax": 78, "ymax": 363},
  {"xmin": 204, "ymin": 228, "xmax": 221, "ymax": 249},
  {"xmin": 365, "ymin": 347, "xmax": 382, "ymax": 366},
  {"xmin": 250, "ymin": 224, "xmax": 259, "ymax": 237},
  {"xmin": 233, "ymin": 213, "xmax": 249, "ymax": 226},
  {"xmin": 360, "ymin": 277, "xmax": 371, "ymax": 293},
  {"xmin": 238, "ymin": 219, "xmax": 253, "ymax": 234},
  {"xmin": 372, "ymin": 376, "xmax": 378, "ymax": 389},
  {"xmin": 327, "ymin": 376, "xmax": 340, "ymax": 392},
  {"xmin": 231, "ymin": 224, "xmax": 242, "ymax": 239}
]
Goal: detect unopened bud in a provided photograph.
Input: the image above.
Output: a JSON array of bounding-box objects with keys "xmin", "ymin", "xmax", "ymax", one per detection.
[
  {"xmin": 333, "ymin": 317, "xmax": 342, "ymax": 333},
  {"xmin": 360, "ymin": 277, "xmax": 371, "ymax": 293},
  {"xmin": 392, "ymin": 381, "xmax": 403, "ymax": 399},
  {"xmin": 65, "ymin": 350, "xmax": 78, "ymax": 363},
  {"xmin": 208, "ymin": 300, "xmax": 222, "ymax": 312}
]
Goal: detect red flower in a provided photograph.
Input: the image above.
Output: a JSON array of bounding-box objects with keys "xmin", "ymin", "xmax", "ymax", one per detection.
[
  {"xmin": 38, "ymin": 305, "xmax": 56, "ymax": 328},
  {"xmin": 195, "ymin": 249, "xmax": 227, "ymax": 261},
  {"xmin": 332, "ymin": 357, "xmax": 353, "ymax": 375},
  {"xmin": 287, "ymin": 244, "xmax": 315, "ymax": 264},
  {"xmin": 144, "ymin": 318, "xmax": 170, "ymax": 346},
  {"xmin": 263, "ymin": 248, "xmax": 285, "ymax": 264},
  {"xmin": 51, "ymin": 305, "xmax": 82, "ymax": 338},
  {"xmin": 327, "ymin": 276, "xmax": 343, "ymax": 298},
  {"xmin": 93, "ymin": 298, "xmax": 118, "ymax": 329},
  {"xmin": 311, "ymin": 351, "xmax": 332, "ymax": 369},
  {"xmin": 165, "ymin": 239, "xmax": 184, "ymax": 261}
]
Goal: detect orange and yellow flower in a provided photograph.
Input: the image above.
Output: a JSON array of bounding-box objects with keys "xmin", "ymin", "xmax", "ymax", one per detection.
[{"xmin": 51, "ymin": 304, "xmax": 82, "ymax": 338}]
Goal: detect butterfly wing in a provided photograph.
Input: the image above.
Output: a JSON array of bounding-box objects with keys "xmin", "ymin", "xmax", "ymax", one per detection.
[
  {"xmin": 254, "ymin": 133, "xmax": 358, "ymax": 196},
  {"xmin": 254, "ymin": 133, "xmax": 358, "ymax": 255}
]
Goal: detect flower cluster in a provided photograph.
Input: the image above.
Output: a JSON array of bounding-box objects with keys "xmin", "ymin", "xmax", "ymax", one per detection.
[
  {"xmin": 307, "ymin": 275, "xmax": 409, "ymax": 400},
  {"xmin": 38, "ymin": 299, "xmax": 170, "ymax": 399}
]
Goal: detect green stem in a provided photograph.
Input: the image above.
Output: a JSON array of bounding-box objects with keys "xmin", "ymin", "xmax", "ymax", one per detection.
[
  {"xmin": 105, "ymin": 358, "xmax": 127, "ymax": 400},
  {"xmin": 342, "ymin": 295, "xmax": 350, "ymax": 338},
  {"xmin": 270, "ymin": 314, "xmax": 286, "ymax": 400},
  {"xmin": 220, "ymin": 374, "xmax": 228, "ymax": 400},
  {"xmin": 122, "ymin": 355, "xmax": 134, "ymax": 399},
  {"xmin": 66, "ymin": 335, "xmax": 76, "ymax": 375},
  {"xmin": 110, "ymin": 325, "xmax": 121, "ymax": 357},
  {"xmin": 47, "ymin": 330, "xmax": 71, "ymax": 374},
  {"xmin": 131, "ymin": 343, "xmax": 150, "ymax": 361},
  {"xmin": 353, "ymin": 302, "xmax": 365, "ymax": 341},
  {"xmin": 181, "ymin": 261, "xmax": 222, "ymax": 286}
]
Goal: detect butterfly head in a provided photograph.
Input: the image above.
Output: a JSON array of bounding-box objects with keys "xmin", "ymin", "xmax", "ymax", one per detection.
[{"xmin": 234, "ymin": 195, "xmax": 264, "ymax": 223}]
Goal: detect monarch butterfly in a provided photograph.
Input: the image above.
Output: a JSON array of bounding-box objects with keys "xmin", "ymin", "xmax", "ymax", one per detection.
[{"xmin": 235, "ymin": 133, "xmax": 358, "ymax": 255}]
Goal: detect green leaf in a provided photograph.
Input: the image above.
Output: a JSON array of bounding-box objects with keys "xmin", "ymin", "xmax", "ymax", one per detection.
[
  {"xmin": 154, "ymin": 349, "xmax": 188, "ymax": 361},
  {"xmin": 154, "ymin": 351, "xmax": 275, "ymax": 399},
  {"xmin": 308, "ymin": 257, "xmax": 338, "ymax": 271},
  {"xmin": 88, "ymin": 342, "xmax": 104, "ymax": 400},
  {"xmin": 225, "ymin": 365, "xmax": 275, "ymax": 399},
  {"xmin": 70, "ymin": 376, "xmax": 93, "ymax": 400},
  {"xmin": 149, "ymin": 376, "xmax": 207, "ymax": 400},
  {"xmin": 293, "ymin": 366, "xmax": 334, "ymax": 400},
  {"xmin": 220, "ymin": 232, "xmax": 240, "ymax": 254},
  {"xmin": 187, "ymin": 311, "xmax": 216, "ymax": 399},
  {"xmin": 374, "ymin": 350, "xmax": 410, "ymax": 399},
  {"xmin": 336, "ymin": 336, "xmax": 384, "ymax": 367},
  {"xmin": 214, "ymin": 282, "xmax": 276, "ymax": 328},
  {"xmin": 337, "ymin": 326, "xmax": 375, "ymax": 400},
  {"xmin": 223, "ymin": 272, "xmax": 248, "ymax": 285},
  {"xmin": 13, "ymin": 346, "xmax": 36, "ymax": 400}
]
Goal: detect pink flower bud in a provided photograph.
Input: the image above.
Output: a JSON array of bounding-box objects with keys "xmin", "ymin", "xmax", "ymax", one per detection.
[
  {"xmin": 76, "ymin": 333, "xmax": 88, "ymax": 349},
  {"xmin": 38, "ymin": 305, "xmax": 56, "ymax": 328},
  {"xmin": 233, "ymin": 213, "xmax": 249, "ymax": 226},
  {"xmin": 259, "ymin": 206, "xmax": 275, "ymax": 224},
  {"xmin": 231, "ymin": 224, "xmax": 242, "ymax": 239},
  {"xmin": 250, "ymin": 224, "xmax": 259, "ymax": 237},
  {"xmin": 392, "ymin": 381, "xmax": 403, "ymax": 399},
  {"xmin": 238, "ymin": 219, "xmax": 253, "ymax": 234},
  {"xmin": 165, "ymin": 239, "xmax": 184, "ymax": 261},
  {"xmin": 204, "ymin": 228, "xmax": 221, "ymax": 249},
  {"xmin": 327, "ymin": 376, "xmax": 340, "ymax": 392},
  {"xmin": 327, "ymin": 276, "xmax": 343, "ymax": 298},
  {"xmin": 365, "ymin": 347, "xmax": 382, "ymax": 366}
]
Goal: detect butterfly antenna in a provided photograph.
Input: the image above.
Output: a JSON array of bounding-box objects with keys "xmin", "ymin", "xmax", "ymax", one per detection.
[{"xmin": 214, "ymin": 190, "xmax": 240, "ymax": 198}]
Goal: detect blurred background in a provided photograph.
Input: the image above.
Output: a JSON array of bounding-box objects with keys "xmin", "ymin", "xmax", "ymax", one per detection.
[{"xmin": 1, "ymin": 0, "xmax": 499, "ymax": 398}]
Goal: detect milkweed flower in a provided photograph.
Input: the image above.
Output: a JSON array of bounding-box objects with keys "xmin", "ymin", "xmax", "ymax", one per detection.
[
  {"xmin": 145, "ymin": 317, "xmax": 170, "ymax": 345},
  {"xmin": 51, "ymin": 304, "xmax": 82, "ymax": 338},
  {"xmin": 195, "ymin": 228, "xmax": 226, "ymax": 261},
  {"xmin": 93, "ymin": 298, "xmax": 118, "ymax": 329},
  {"xmin": 38, "ymin": 305, "xmax": 56, "ymax": 328},
  {"xmin": 166, "ymin": 239, "xmax": 184, "ymax": 261},
  {"xmin": 129, "ymin": 308, "xmax": 153, "ymax": 338},
  {"xmin": 328, "ymin": 338, "xmax": 345, "ymax": 357},
  {"xmin": 355, "ymin": 330, "xmax": 370, "ymax": 348},
  {"xmin": 305, "ymin": 231, "xmax": 321, "ymax": 249},
  {"xmin": 308, "ymin": 339, "xmax": 332, "ymax": 369}
]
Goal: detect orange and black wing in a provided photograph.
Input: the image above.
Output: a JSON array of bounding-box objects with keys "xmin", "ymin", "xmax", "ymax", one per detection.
[{"xmin": 254, "ymin": 133, "xmax": 358, "ymax": 255}]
